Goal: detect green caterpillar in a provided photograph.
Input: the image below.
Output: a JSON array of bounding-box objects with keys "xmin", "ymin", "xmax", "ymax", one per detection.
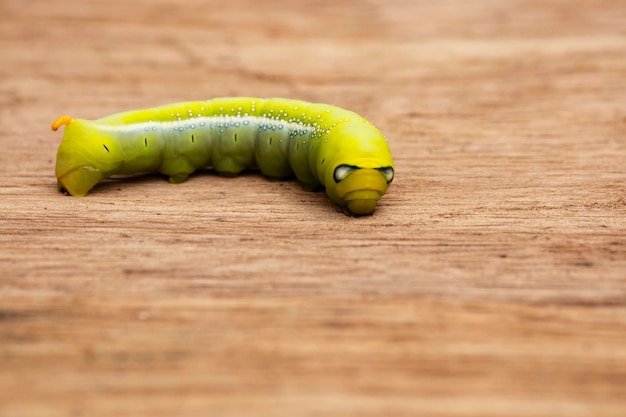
[{"xmin": 51, "ymin": 97, "xmax": 394, "ymax": 216}]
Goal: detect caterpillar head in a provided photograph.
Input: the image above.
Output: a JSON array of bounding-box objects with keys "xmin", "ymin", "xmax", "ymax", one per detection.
[
  {"xmin": 321, "ymin": 121, "xmax": 394, "ymax": 216},
  {"xmin": 326, "ymin": 163, "xmax": 394, "ymax": 216},
  {"xmin": 51, "ymin": 116, "xmax": 118, "ymax": 196}
]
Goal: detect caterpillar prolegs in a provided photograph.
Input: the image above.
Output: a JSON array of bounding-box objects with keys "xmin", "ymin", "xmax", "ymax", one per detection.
[{"xmin": 51, "ymin": 97, "xmax": 395, "ymax": 216}]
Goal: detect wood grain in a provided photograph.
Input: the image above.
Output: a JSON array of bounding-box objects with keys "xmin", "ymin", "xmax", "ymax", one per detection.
[{"xmin": 1, "ymin": 0, "xmax": 625, "ymax": 416}]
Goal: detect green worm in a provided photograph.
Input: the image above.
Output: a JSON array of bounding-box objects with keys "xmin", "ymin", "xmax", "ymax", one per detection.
[{"xmin": 52, "ymin": 97, "xmax": 394, "ymax": 216}]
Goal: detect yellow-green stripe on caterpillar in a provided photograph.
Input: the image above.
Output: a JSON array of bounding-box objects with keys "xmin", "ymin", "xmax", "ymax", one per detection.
[{"xmin": 51, "ymin": 97, "xmax": 394, "ymax": 216}]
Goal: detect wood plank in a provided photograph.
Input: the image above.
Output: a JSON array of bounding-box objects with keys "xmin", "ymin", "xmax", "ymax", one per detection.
[{"xmin": 1, "ymin": 0, "xmax": 625, "ymax": 416}]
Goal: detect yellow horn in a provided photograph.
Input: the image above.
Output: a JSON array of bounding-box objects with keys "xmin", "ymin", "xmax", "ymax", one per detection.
[{"xmin": 51, "ymin": 116, "xmax": 73, "ymax": 131}]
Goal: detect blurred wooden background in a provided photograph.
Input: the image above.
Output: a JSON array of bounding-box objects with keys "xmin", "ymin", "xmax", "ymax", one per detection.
[{"xmin": 1, "ymin": 0, "xmax": 625, "ymax": 416}]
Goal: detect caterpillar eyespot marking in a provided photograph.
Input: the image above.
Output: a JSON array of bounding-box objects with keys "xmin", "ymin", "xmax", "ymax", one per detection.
[
  {"xmin": 333, "ymin": 165, "xmax": 358, "ymax": 183},
  {"xmin": 52, "ymin": 97, "xmax": 395, "ymax": 216},
  {"xmin": 378, "ymin": 167, "xmax": 395, "ymax": 184}
]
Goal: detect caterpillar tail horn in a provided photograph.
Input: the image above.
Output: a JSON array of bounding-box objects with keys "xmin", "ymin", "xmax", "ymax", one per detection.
[{"xmin": 51, "ymin": 116, "xmax": 73, "ymax": 131}]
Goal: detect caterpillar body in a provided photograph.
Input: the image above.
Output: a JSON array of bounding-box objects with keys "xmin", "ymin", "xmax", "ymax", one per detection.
[{"xmin": 51, "ymin": 97, "xmax": 394, "ymax": 216}]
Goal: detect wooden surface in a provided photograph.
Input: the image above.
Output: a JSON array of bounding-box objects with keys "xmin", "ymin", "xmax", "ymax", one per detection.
[{"xmin": 1, "ymin": 0, "xmax": 625, "ymax": 416}]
